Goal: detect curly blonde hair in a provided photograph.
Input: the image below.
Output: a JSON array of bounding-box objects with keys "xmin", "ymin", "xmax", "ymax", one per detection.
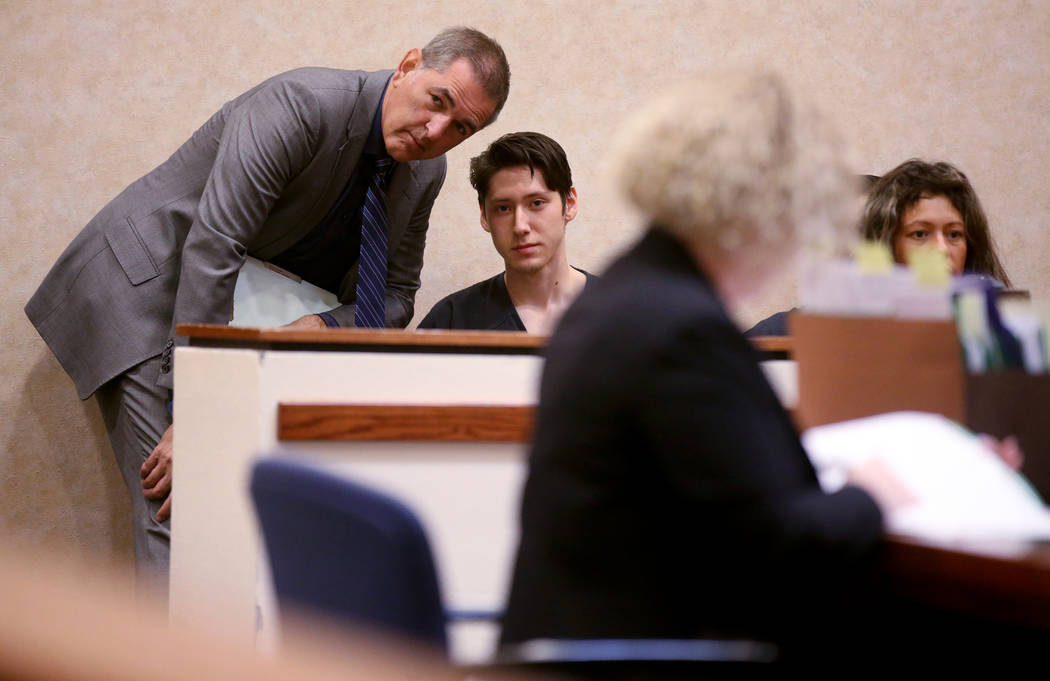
[{"xmin": 609, "ymin": 71, "xmax": 856, "ymax": 257}]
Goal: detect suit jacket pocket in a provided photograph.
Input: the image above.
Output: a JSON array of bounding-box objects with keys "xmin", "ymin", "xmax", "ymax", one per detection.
[{"xmin": 105, "ymin": 217, "xmax": 159, "ymax": 285}]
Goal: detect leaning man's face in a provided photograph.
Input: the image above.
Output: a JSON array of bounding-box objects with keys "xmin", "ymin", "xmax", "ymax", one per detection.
[{"xmin": 382, "ymin": 58, "xmax": 495, "ymax": 162}]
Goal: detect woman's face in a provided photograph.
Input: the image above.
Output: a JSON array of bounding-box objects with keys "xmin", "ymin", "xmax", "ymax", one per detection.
[{"xmin": 893, "ymin": 194, "xmax": 967, "ymax": 275}]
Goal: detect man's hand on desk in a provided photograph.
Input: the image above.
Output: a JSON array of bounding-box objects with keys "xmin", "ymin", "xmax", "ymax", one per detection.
[
  {"xmin": 141, "ymin": 424, "xmax": 173, "ymax": 522},
  {"xmin": 978, "ymin": 434, "xmax": 1024, "ymax": 471},
  {"xmin": 283, "ymin": 314, "xmax": 327, "ymax": 330}
]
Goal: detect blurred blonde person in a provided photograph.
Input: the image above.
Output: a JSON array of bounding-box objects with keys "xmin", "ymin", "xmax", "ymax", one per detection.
[{"xmin": 499, "ymin": 72, "xmax": 906, "ymax": 668}]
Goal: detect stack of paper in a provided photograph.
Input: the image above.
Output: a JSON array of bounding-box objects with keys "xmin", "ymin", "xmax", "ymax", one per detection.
[
  {"xmin": 231, "ymin": 257, "xmax": 340, "ymax": 328},
  {"xmin": 797, "ymin": 258, "xmax": 952, "ymax": 320},
  {"xmin": 801, "ymin": 411, "xmax": 1050, "ymax": 544}
]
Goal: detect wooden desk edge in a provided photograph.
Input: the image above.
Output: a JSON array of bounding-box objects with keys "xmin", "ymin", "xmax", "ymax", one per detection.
[
  {"xmin": 883, "ymin": 533, "xmax": 1050, "ymax": 629},
  {"xmin": 177, "ymin": 324, "xmax": 545, "ymax": 352},
  {"xmin": 178, "ymin": 324, "xmax": 792, "ymax": 354},
  {"xmin": 749, "ymin": 335, "xmax": 793, "ymax": 354}
]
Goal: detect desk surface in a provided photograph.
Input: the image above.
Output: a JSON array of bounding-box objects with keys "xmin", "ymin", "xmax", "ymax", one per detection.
[
  {"xmin": 884, "ymin": 535, "xmax": 1050, "ymax": 631},
  {"xmin": 173, "ymin": 327, "xmax": 1048, "ymax": 640}
]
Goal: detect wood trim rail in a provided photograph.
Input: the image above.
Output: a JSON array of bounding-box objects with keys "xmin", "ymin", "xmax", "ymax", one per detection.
[
  {"xmin": 749, "ymin": 335, "xmax": 793, "ymax": 355},
  {"xmin": 278, "ymin": 404, "xmax": 535, "ymax": 443},
  {"xmin": 179, "ymin": 324, "xmax": 791, "ymax": 356},
  {"xmin": 178, "ymin": 324, "xmax": 546, "ymax": 353}
]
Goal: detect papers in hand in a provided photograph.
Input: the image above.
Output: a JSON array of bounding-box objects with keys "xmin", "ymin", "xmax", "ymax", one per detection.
[
  {"xmin": 802, "ymin": 411, "xmax": 1050, "ymax": 544},
  {"xmin": 231, "ymin": 257, "xmax": 340, "ymax": 328}
]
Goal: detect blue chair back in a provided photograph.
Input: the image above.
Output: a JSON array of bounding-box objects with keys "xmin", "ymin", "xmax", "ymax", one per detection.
[{"xmin": 250, "ymin": 458, "xmax": 447, "ymax": 651}]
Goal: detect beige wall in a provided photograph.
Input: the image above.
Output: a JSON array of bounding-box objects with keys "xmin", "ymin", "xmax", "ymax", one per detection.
[{"xmin": 3, "ymin": 1, "xmax": 1048, "ymax": 567}]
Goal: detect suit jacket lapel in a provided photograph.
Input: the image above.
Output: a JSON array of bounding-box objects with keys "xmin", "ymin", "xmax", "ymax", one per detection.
[
  {"xmin": 251, "ymin": 69, "xmax": 394, "ymax": 261},
  {"xmin": 336, "ymin": 69, "xmax": 419, "ymax": 250},
  {"xmin": 319, "ymin": 69, "xmax": 391, "ymax": 222}
]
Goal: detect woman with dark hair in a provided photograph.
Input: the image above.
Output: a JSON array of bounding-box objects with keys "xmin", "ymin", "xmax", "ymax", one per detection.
[
  {"xmin": 745, "ymin": 159, "xmax": 1012, "ymax": 337},
  {"xmin": 862, "ymin": 159, "xmax": 1011, "ymax": 286}
]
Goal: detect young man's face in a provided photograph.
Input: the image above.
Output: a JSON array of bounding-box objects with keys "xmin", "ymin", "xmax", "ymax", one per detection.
[
  {"xmin": 480, "ymin": 165, "xmax": 578, "ymax": 276},
  {"xmin": 382, "ymin": 50, "xmax": 495, "ymax": 162}
]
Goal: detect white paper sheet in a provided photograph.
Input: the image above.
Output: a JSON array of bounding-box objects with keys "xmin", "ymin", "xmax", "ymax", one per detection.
[
  {"xmin": 231, "ymin": 256, "xmax": 340, "ymax": 328},
  {"xmin": 801, "ymin": 411, "xmax": 1050, "ymax": 543}
]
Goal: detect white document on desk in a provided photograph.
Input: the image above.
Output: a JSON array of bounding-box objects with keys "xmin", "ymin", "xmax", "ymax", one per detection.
[
  {"xmin": 231, "ymin": 256, "xmax": 340, "ymax": 328},
  {"xmin": 801, "ymin": 411, "xmax": 1050, "ymax": 544}
]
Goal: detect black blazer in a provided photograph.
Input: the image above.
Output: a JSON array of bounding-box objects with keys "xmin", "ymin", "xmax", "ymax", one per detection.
[{"xmin": 499, "ymin": 229, "xmax": 883, "ymax": 647}]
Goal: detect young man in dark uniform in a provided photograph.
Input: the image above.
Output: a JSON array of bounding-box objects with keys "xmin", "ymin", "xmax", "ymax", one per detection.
[{"xmin": 418, "ymin": 132, "xmax": 592, "ymax": 334}]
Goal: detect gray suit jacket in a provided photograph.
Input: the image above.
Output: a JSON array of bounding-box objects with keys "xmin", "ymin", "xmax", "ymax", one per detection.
[{"xmin": 26, "ymin": 68, "xmax": 446, "ymax": 398}]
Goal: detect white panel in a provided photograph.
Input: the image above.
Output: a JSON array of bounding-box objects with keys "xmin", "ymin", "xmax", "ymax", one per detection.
[
  {"xmin": 171, "ymin": 345, "xmax": 791, "ymax": 661},
  {"xmin": 170, "ymin": 347, "xmax": 262, "ymax": 643},
  {"xmin": 258, "ymin": 350, "xmax": 543, "ymax": 404},
  {"xmin": 250, "ymin": 349, "xmax": 540, "ymax": 658},
  {"xmin": 761, "ymin": 359, "xmax": 798, "ymax": 409}
]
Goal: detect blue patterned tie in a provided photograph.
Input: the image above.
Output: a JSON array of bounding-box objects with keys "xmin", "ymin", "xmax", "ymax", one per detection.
[{"xmin": 355, "ymin": 157, "xmax": 394, "ymax": 328}]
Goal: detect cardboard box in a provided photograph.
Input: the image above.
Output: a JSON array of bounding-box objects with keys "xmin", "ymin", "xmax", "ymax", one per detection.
[{"xmin": 791, "ymin": 313, "xmax": 965, "ymax": 430}]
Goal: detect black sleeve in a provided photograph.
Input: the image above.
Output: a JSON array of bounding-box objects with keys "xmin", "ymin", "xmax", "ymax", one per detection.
[{"xmin": 636, "ymin": 317, "xmax": 882, "ymax": 560}]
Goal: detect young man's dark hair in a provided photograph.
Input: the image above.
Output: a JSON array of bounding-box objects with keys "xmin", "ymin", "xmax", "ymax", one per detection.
[{"xmin": 469, "ymin": 132, "xmax": 574, "ymax": 208}]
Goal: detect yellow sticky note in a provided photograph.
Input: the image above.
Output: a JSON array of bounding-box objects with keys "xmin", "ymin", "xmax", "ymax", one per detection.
[
  {"xmin": 853, "ymin": 240, "xmax": 894, "ymax": 273},
  {"xmin": 906, "ymin": 247, "xmax": 951, "ymax": 287}
]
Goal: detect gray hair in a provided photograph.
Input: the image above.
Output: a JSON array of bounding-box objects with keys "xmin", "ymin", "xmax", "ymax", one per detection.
[
  {"xmin": 609, "ymin": 71, "xmax": 855, "ymax": 258},
  {"xmin": 421, "ymin": 26, "xmax": 511, "ymax": 126}
]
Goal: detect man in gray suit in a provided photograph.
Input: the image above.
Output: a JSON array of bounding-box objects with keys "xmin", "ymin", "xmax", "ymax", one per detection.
[{"xmin": 25, "ymin": 27, "xmax": 510, "ymax": 594}]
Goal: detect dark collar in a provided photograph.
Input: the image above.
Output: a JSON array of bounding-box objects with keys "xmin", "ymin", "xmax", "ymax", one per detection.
[{"xmin": 364, "ymin": 75, "xmax": 393, "ymax": 159}]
